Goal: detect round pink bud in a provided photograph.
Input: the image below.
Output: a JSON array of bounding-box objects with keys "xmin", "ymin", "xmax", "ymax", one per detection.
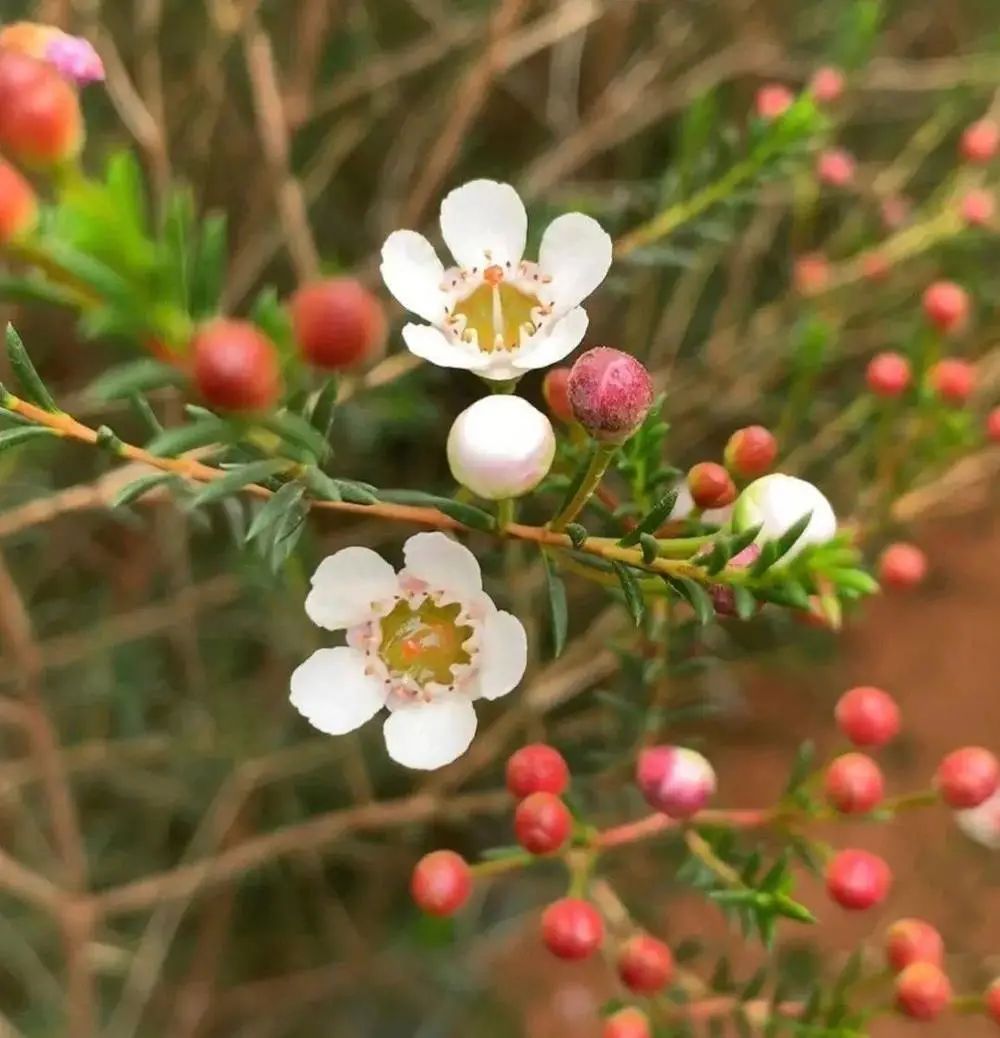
[
  {"xmin": 810, "ymin": 66, "xmax": 845, "ymax": 105},
  {"xmin": 879, "ymin": 542, "xmax": 927, "ymax": 591},
  {"xmin": 986, "ymin": 407, "xmax": 1000, "ymax": 443},
  {"xmin": 862, "ymin": 251, "xmax": 891, "ymax": 282},
  {"xmin": 816, "ymin": 148, "xmax": 856, "ymax": 188},
  {"xmin": 724, "ymin": 425, "xmax": 778, "ymax": 479},
  {"xmin": 835, "ymin": 686, "xmax": 900, "ymax": 748},
  {"xmin": 542, "ymin": 367, "xmax": 574, "ymax": 423},
  {"xmin": 880, "ymin": 195, "xmax": 910, "ymax": 231},
  {"xmin": 793, "ymin": 252, "xmax": 830, "ymax": 295},
  {"xmin": 617, "ymin": 935, "xmax": 674, "ymax": 994},
  {"xmin": 755, "ymin": 84, "xmax": 794, "ymax": 121},
  {"xmin": 411, "ymin": 850, "xmax": 472, "ymax": 916},
  {"xmin": 960, "ymin": 188, "xmax": 995, "ymax": 228},
  {"xmin": 866, "ymin": 352, "xmax": 911, "ymax": 398},
  {"xmin": 506, "ymin": 743, "xmax": 570, "ymax": 799},
  {"xmin": 936, "ymin": 747, "xmax": 999, "ymax": 809},
  {"xmin": 824, "ymin": 753, "xmax": 885, "ymax": 814},
  {"xmin": 930, "ymin": 358, "xmax": 975, "ymax": 405},
  {"xmin": 447, "ymin": 395, "xmax": 555, "ymax": 500},
  {"xmin": 603, "ymin": 1008, "xmax": 651, "ymax": 1038},
  {"xmin": 825, "ymin": 849, "xmax": 892, "ymax": 910},
  {"xmin": 886, "ymin": 918, "xmax": 945, "ymax": 973},
  {"xmin": 895, "ymin": 963, "xmax": 952, "ymax": 1021},
  {"xmin": 960, "ymin": 119, "xmax": 1000, "ymax": 165},
  {"xmin": 687, "ymin": 462, "xmax": 737, "ymax": 510},
  {"xmin": 541, "ymin": 897, "xmax": 604, "ymax": 960},
  {"xmin": 636, "ymin": 746, "xmax": 716, "ymax": 818},
  {"xmin": 922, "ymin": 281, "xmax": 969, "ymax": 334},
  {"xmin": 567, "ymin": 347, "xmax": 654, "ymax": 444},
  {"xmin": 513, "ymin": 792, "xmax": 572, "ymax": 856}
]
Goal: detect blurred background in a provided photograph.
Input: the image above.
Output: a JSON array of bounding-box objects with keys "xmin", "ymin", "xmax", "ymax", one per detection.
[{"xmin": 0, "ymin": 0, "xmax": 998, "ymax": 1035}]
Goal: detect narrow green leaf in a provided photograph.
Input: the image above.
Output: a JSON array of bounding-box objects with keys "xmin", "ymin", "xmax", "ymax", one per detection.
[
  {"xmin": 129, "ymin": 392, "xmax": 164, "ymax": 436},
  {"xmin": 612, "ymin": 561, "xmax": 646, "ymax": 627},
  {"xmin": 303, "ymin": 468, "xmax": 342, "ymax": 502},
  {"xmin": 262, "ymin": 412, "xmax": 332, "ymax": 462},
  {"xmin": 541, "ymin": 551, "xmax": 568, "ymax": 657},
  {"xmin": 772, "ymin": 511, "xmax": 813, "ymax": 564},
  {"xmin": 190, "ymin": 459, "xmax": 288, "ymax": 507},
  {"xmin": 190, "ymin": 213, "xmax": 227, "ymax": 318},
  {"xmin": 667, "ymin": 575, "xmax": 714, "ymax": 625},
  {"xmin": 733, "ymin": 585, "xmax": 757, "ymax": 620},
  {"xmin": 85, "ymin": 359, "xmax": 187, "ymax": 402},
  {"xmin": 639, "ymin": 532, "xmax": 659, "ymax": 564},
  {"xmin": 0, "ymin": 425, "xmax": 58, "ymax": 453},
  {"xmin": 618, "ymin": 488, "xmax": 679, "ymax": 545},
  {"xmin": 750, "ymin": 540, "xmax": 781, "ymax": 576},
  {"xmin": 335, "ymin": 479, "xmax": 379, "ymax": 505},
  {"xmin": 728, "ymin": 523, "xmax": 763, "ymax": 557},
  {"xmin": 783, "ymin": 740, "xmax": 816, "ymax": 796},
  {"xmin": 308, "ymin": 377, "xmax": 340, "ymax": 438},
  {"xmin": 111, "ymin": 472, "xmax": 177, "ymax": 508},
  {"xmin": 246, "ymin": 481, "xmax": 305, "ymax": 544},
  {"xmin": 377, "ymin": 489, "xmax": 496, "ymax": 532},
  {"xmin": 146, "ymin": 418, "xmax": 228, "ymax": 457},
  {"xmin": 0, "ymin": 276, "xmax": 79, "ymax": 308},
  {"xmin": 701, "ymin": 537, "xmax": 732, "ymax": 575},
  {"xmin": 742, "ymin": 967, "xmax": 768, "ymax": 1001},
  {"xmin": 774, "ymin": 894, "xmax": 816, "ymax": 924},
  {"xmin": 6, "ymin": 324, "xmax": 58, "ymax": 411},
  {"xmin": 828, "ymin": 568, "xmax": 879, "ymax": 595}
]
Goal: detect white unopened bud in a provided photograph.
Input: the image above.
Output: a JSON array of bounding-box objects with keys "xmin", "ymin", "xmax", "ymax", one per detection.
[
  {"xmin": 732, "ymin": 473, "xmax": 837, "ymax": 560},
  {"xmin": 447, "ymin": 395, "xmax": 555, "ymax": 500},
  {"xmin": 955, "ymin": 789, "xmax": 1000, "ymax": 849}
]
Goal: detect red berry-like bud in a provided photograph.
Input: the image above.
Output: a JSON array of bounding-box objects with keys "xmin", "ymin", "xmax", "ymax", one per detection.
[
  {"xmin": 540, "ymin": 897, "xmax": 604, "ymax": 960},
  {"xmin": 922, "ymin": 281, "xmax": 969, "ymax": 335},
  {"xmin": 960, "ymin": 119, "xmax": 1000, "ymax": 165},
  {"xmin": 603, "ymin": 1008, "xmax": 651, "ymax": 1038},
  {"xmin": 886, "ymin": 918, "xmax": 945, "ymax": 973},
  {"xmin": 0, "ymin": 160, "xmax": 38, "ymax": 244},
  {"xmin": 567, "ymin": 347, "xmax": 654, "ymax": 444},
  {"xmin": 895, "ymin": 963, "xmax": 952, "ymax": 1021},
  {"xmin": 636, "ymin": 746, "xmax": 716, "ymax": 818},
  {"xmin": 687, "ymin": 461, "xmax": 737, "ymax": 510},
  {"xmin": 410, "ymin": 850, "xmax": 472, "ymax": 916},
  {"xmin": 824, "ymin": 753, "xmax": 885, "ymax": 814},
  {"xmin": 960, "ymin": 188, "xmax": 995, "ymax": 228},
  {"xmin": 866, "ymin": 352, "xmax": 911, "ymax": 398},
  {"xmin": 826, "ymin": 849, "xmax": 892, "ymax": 910},
  {"xmin": 835, "ymin": 686, "xmax": 901, "ymax": 747},
  {"xmin": 936, "ymin": 747, "xmax": 999, "ymax": 809},
  {"xmin": 816, "ymin": 148, "xmax": 856, "ymax": 188},
  {"xmin": 755, "ymin": 84, "xmax": 794, "ymax": 121},
  {"xmin": 810, "ymin": 66, "xmax": 845, "ymax": 105},
  {"xmin": 708, "ymin": 543, "xmax": 761, "ymax": 616},
  {"xmin": 986, "ymin": 977, "xmax": 1000, "ymax": 1025},
  {"xmin": 930, "ymin": 358, "xmax": 975, "ymax": 405},
  {"xmin": 514, "ymin": 792, "xmax": 572, "ymax": 856},
  {"xmin": 793, "ymin": 252, "xmax": 829, "ymax": 295},
  {"xmin": 290, "ymin": 277, "xmax": 385, "ymax": 371},
  {"xmin": 0, "ymin": 50, "xmax": 83, "ymax": 167},
  {"xmin": 505, "ymin": 744, "xmax": 570, "ymax": 799},
  {"xmin": 880, "ymin": 195, "xmax": 910, "ymax": 231},
  {"xmin": 879, "ymin": 542, "xmax": 927, "ymax": 591},
  {"xmin": 617, "ymin": 935, "xmax": 674, "ymax": 994},
  {"xmin": 724, "ymin": 425, "xmax": 778, "ymax": 479},
  {"xmin": 542, "ymin": 367, "xmax": 574, "ymax": 423},
  {"xmin": 987, "ymin": 407, "xmax": 1000, "ymax": 443},
  {"xmin": 861, "ymin": 251, "xmax": 891, "ymax": 283},
  {"xmin": 192, "ymin": 320, "xmax": 282, "ymax": 412}
]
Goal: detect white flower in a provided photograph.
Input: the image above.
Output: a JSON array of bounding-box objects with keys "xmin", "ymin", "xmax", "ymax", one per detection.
[
  {"xmin": 955, "ymin": 789, "xmax": 1000, "ymax": 850},
  {"xmin": 668, "ymin": 482, "xmax": 734, "ymax": 528},
  {"xmin": 448, "ymin": 395, "xmax": 555, "ymax": 500},
  {"xmin": 731, "ymin": 473, "xmax": 837, "ymax": 560},
  {"xmin": 290, "ymin": 532, "xmax": 527, "ymax": 770},
  {"xmin": 380, "ymin": 179, "xmax": 612, "ymax": 381}
]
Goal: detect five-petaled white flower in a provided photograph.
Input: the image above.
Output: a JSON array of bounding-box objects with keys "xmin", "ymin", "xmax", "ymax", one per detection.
[
  {"xmin": 379, "ymin": 179, "xmax": 613, "ymax": 381},
  {"xmin": 290, "ymin": 532, "xmax": 527, "ymax": 770}
]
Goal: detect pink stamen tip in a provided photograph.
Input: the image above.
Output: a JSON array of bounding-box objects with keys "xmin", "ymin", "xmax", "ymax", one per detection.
[{"xmin": 45, "ymin": 35, "xmax": 105, "ymax": 86}]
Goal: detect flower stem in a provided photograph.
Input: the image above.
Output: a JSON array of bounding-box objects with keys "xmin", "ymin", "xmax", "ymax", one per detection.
[
  {"xmin": 469, "ymin": 852, "xmax": 534, "ymax": 879},
  {"xmin": 550, "ymin": 443, "xmax": 617, "ymax": 531},
  {"xmin": 496, "ymin": 497, "xmax": 515, "ymax": 529},
  {"xmin": 595, "ymin": 808, "xmax": 772, "ymax": 849}
]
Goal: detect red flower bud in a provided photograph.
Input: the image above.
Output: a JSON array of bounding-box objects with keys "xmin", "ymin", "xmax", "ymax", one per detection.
[
  {"xmin": 986, "ymin": 407, "xmax": 1000, "ymax": 443},
  {"xmin": 878, "ymin": 542, "xmax": 927, "ymax": 591},
  {"xmin": 880, "ymin": 195, "xmax": 910, "ymax": 231},
  {"xmin": 885, "ymin": 918, "xmax": 945, "ymax": 973},
  {"xmin": 0, "ymin": 160, "xmax": 38, "ymax": 244},
  {"xmin": 567, "ymin": 347, "xmax": 653, "ymax": 444},
  {"xmin": 687, "ymin": 461, "xmax": 737, "ymax": 510},
  {"xmin": 636, "ymin": 746, "xmax": 716, "ymax": 818},
  {"xmin": 513, "ymin": 792, "xmax": 572, "ymax": 856},
  {"xmin": 824, "ymin": 753, "xmax": 885, "ymax": 814},
  {"xmin": 290, "ymin": 277, "xmax": 385, "ymax": 371},
  {"xmin": 505, "ymin": 743, "xmax": 570, "ymax": 799},
  {"xmin": 930, "ymin": 358, "xmax": 975, "ymax": 405},
  {"xmin": 617, "ymin": 935, "xmax": 674, "ymax": 994},
  {"xmin": 542, "ymin": 367, "xmax": 574, "ymax": 423},
  {"xmin": 810, "ymin": 66, "xmax": 845, "ymax": 105},
  {"xmin": 0, "ymin": 50, "xmax": 83, "ymax": 167},
  {"xmin": 835, "ymin": 686, "xmax": 900, "ymax": 747},
  {"xmin": 922, "ymin": 281, "xmax": 969, "ymax": 335},
  {"xmin": 936, "ymin": 747, "xmax": 999, "ymax": 809},
  {"xmin": 755, "ymin": 84, "xmax": 794, "ymax": 121},
  {"xmin": 986, "ymin": 977, "xmax": 1000, "ymax": 1026},
  {"xmin": 866, "ymin": 352, "xmax": 911, "ymax": 398},
  {"xmin": 793, "ymin": 252, "xmax": 829, "ymax": 295},
  {"xmin": 960, "ymin": 119, "xmax": 1000, "ymax": 165},
  {"xmin": 861, "ymin": 251, "xmax": 891, "ymax": 282},
  {"xmin": 540, "ymin": 897, "xmax": 604, "ymax": 960},
  {"xmin": 192, "ymin": 320, "xmax": 282, "ymax": 412},
  {"xmin": 410, "ymin": 850, "xmax": 472, "ymax": 916},
  {"xmin": 724, "ymin": 425, "xmax": 778, "ymax": 479},
  {"xmin": 826, "ymin": 849, "xmax": 892, "ymax": 910},
  {"xmin": 602, "ymin": 1008, "xmax": 651, "ymax": 1038},
  {"xmin": 895, "ymin": 963, "xmax": 952, "ymax": 1021},
  {"xmin": 816, "ymin": 148, "xmax": 856, "ymax": 188},
  {"xmin": 960, "ymin": 188, "xmax": 995, "ymax": 228},
  {"xmin": 708, "ymin": 543, "xmax": 761, "ymax": 616}
]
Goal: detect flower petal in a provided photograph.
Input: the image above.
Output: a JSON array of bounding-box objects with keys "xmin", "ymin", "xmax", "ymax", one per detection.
[
  {"xmin": 305, "ymin": 547, "xmax": 399, "ymax": 631},
  {"xmin": 477, "ymin": 609, "xmax": 527, "ymax": 700},
  {"xmin": 402, "ymin": 323, "xmax": 490, "ymax": 371},
  {"xmin": 513, "ymin": 307, "xmax": 589, "ymax": 371},
  {"xmin": 383, "ymin": 695, "xmax": 478, "ymax": 770},
  {"xmin": 440, "ymin": 180, "xmax": 527, "ymax": 269},
  {"xmin": 290, "ymin": 647, "xmax": 388, "ymax": 735},
  {"xmin": 380, "ymin": 230, "xmax": 449, "ymax": 323},
  {"xmin": 538, "ymin": 213, "xmax": 613, "ymax": 314},
  {"xmin": 403, "ymin": 531, "xmax": 482, "ymax": 600}
]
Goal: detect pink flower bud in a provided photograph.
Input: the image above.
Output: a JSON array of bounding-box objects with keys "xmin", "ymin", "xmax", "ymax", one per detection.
[
  {"xmin": 567, "ymin": 347, "xmax": 653, "ymax": 444},
  {"xmin": 880, "ymin": 194, "xmax": 911, "ymax": 231},
  {"xmin": 936, "ymin": 747, "xmax": 999, "ymax": 809},
  {"xmin": 930, "ymin": 358, "xmax": 975, "ymax": 405},
  {"xmin": 0, "ymin": 160, "xmax": 38, "ymax": 245},
  {"xmin": 960, "ymin": 119, "xmax": 1000, "ymax": 164},
  {"xmin": 960, "ymin": 188, "xmax": 995, "ymax": 228},
  {"xmin": 866, "ymin": 352, "xmax": 911, "ymax": 398},
  {"xmin": 861, "ymin": 251, "xmax": 891, "ymax": 282},
  {"xmin": 895, "ymin": 963, "xmax": 952, "ymax": 1021},
  {"xmin": 986, "ymin": 407, "xmax": 1000, "ymax": 443},
  {"xmin": 879, "ymin": 542, "xmax": 927, "ymax": 590},
  {"xmin": 793, "ymin": 252, "xmax": 829, "ymax": 295},
  {"xmin": 810, "ymin": 66, "xmax": 845, "ymax": 105},
  {"xmin": 541, "ymin": 367, "xmax": 574, "ymax": 423},
  {"xmin": 826, "ymin": 849, "xmax": 892, "ymax": 910},
  {"xmin": 816, "ymin": 148, "xmax": 856, "ymax": 188},
  {"xmin": 922, "ymin": 281, "xmax": 969, "ymax": 334},
  {"xmin": 755, "ymin": 84, "xmax": 794, "ymax": 121},
  {"xmin": 636, "ymin": 746, "xmax": 716, "ymax": 818},
  {"xmin": 724, "ymin": 425, "xmax": 778, "ymax": 479},
  {"xmin": 687, "ymin": 462, "xmax": 736, "ymax": 510}
]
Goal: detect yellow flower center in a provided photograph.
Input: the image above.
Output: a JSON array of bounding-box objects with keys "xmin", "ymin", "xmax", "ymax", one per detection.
[
  {"xmin": 378, "ymin": 599, "xmax": 473, "ymax": 686},
  {"xmin": 452, "ymin": 281, "xmax": 540, "ymax": 353}
]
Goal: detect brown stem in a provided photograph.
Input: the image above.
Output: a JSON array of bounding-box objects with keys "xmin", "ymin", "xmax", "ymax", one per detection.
[{"xmin": 596, "ymin": 808, "xmax": 773, "ymax": 849}]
